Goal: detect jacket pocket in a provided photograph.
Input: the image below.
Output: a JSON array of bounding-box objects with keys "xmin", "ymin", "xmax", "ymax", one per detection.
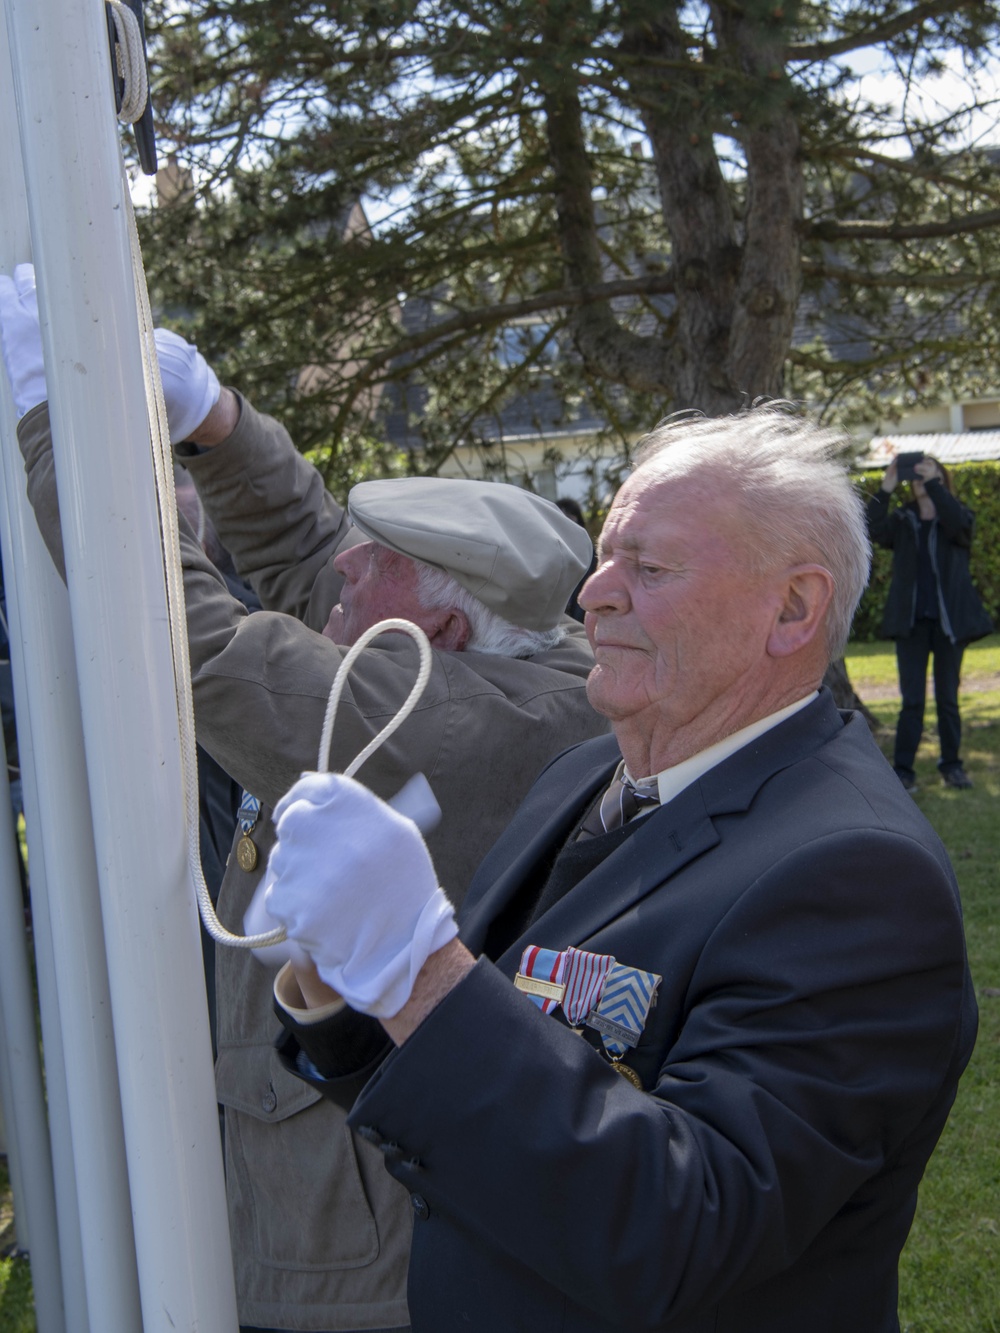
[
  {"xmin": 219, "ymin": 1044, "xmax": 381, "ymax": 1270},
  {"xmin": 216, "ymin": 1041, "xmax": 321, "ymax": 1120}
]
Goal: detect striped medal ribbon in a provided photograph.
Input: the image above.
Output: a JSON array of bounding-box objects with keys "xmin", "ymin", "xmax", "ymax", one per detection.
[
  {"xmin": 586, "ymin": 962, "xmax": 661, "ymax": 1057},
  {"xmin": 515, "ymin": 945, "xmax": 661, "ymax": 1086},
  {"xmin": 515, "ymin": 945, "xmax": 569, "ymax": 1013},
  {"xmin": 560, "ymin": 946, "xmax": 615, "ymax": 1025}
]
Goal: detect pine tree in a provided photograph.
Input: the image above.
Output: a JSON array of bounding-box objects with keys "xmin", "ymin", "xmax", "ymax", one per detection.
[{"xmin": 142, "ymin": 0, "xmax": 1000, "ymax": 503}]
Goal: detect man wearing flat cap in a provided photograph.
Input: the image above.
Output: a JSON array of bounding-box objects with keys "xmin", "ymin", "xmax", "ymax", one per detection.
[{"xmin": 0, "ymin": 266, "xmax": 609, "ymax": 1333}]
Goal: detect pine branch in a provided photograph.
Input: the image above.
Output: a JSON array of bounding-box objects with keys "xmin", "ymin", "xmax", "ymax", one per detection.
[
  {"xmin": 809, "ymin": 207, "xmax": 1000, "ymax": 241},
  {"xmin": 786, "ymin": 0, "xmax": 982, "ymax": 63}
]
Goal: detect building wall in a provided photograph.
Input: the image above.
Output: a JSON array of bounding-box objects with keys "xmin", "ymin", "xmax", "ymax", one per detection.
[{"xmin": 880, "ymin": 396, "xmax": 1000, "ymax": 436}]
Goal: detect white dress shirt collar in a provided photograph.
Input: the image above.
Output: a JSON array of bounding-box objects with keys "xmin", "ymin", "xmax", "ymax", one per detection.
[{"xmin": 624, "ymin": 692, "xmax": 819, "ymax": 810}]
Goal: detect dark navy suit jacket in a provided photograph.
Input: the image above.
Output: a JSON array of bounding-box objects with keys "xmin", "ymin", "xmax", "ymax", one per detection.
[{"xmin": 286, "ymin": 690, "xmax": 978, "ymax": 1332}]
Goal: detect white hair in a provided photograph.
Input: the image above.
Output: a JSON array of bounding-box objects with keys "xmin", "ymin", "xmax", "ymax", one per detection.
[
  {"xmin": 414, "ymin": 563, "xmax": 565, "ymax": 658},
  {"xmin": 632, "ymin": 404, "xmax": 871, "ymax": 658}
]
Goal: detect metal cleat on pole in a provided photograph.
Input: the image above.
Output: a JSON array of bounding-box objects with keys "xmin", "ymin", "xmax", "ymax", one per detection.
[{"xmin": 104, "ymin": 0, "xmax": 157, "ymax": 175}]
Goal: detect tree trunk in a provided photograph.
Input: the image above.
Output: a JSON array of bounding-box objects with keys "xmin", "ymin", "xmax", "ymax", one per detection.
[{"xmin": 823, "ymin": 657, "xmax": 882, "ymax": 732}]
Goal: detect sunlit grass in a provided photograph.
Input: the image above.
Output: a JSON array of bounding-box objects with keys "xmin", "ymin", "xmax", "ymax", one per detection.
[
  {"xmin": 846, "ymin": 632, "xmax": 1000, "ymax": 694},
  {"xmin": 855, "ymin": 691, "xmax": 1000, "ymax": 1332}
]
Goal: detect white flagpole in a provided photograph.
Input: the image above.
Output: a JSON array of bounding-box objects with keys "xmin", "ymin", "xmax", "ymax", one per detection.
[
  {"xmin": 0, "ymin": 11, "xmax": 138, "ymax": 1331},
  {"xmin": 3, "ymin": 0, "xmax": 239, "ymax": 1327},
  {"xmin": 0, "ymin": 755, "xmax": 68, "ymax": 1333},
  {"xmin": 0, "ymin": 23, "xmax": 85, "ymax": 1333},
  {"xmin": 0, "ymin": 413, "xmax": 137, "ymax": 1333},
  {"xmin": 11, "ymin": 773, "xmax": 96, "ymax": 1333}
]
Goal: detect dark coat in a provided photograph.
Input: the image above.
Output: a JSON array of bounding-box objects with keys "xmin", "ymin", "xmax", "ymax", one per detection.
[
  {"xmin": 867, "ymin": 480, "xmax": 993, "ymax": 643},
  {"xmin": 282, "ymin": 691, "xmax": 977, "ymax": 1333}
]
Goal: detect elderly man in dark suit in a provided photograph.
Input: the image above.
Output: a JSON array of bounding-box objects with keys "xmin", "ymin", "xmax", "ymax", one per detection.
[{"xmin": 266, "ymin": 406, "xmax": 975, "ymax": 1333}]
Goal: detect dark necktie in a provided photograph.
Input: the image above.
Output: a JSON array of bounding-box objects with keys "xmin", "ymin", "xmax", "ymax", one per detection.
[{"xmin": 577, "ymin": 761, "xmax": 660, "ymax": 839}]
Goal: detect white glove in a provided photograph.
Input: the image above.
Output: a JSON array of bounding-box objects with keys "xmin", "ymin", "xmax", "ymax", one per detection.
[
  {"xmin": 263, "ymin": 771, "xmax": 458, "ymax": 1018},
  {"xmin": 0, "ymin": 264, "xmax": 47, "ymax": 418},
  {"xmin": 247, "ymin": 770, "xmax": 443, "ymax": 969},
  {"xmin": 0, "ymin": 265, "xmax": 219, "ymax": 442},
  {"xmin": 153, "ymin": 327, "xmax": 221, "ymax": 444}
]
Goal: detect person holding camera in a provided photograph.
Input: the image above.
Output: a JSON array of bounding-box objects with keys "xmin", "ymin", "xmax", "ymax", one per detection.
[{"xmin": 868, "ymin": 452, "xmax": 993, "ymax": 791}]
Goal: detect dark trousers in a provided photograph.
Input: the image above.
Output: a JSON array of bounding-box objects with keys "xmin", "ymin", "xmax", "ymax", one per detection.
[{"xmin": 894, "ymin": 618, "xmax": 966, "ymax": 777}]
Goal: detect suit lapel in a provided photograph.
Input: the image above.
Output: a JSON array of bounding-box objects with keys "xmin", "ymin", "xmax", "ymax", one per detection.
[
  {"xmin": 460, "ymin": 737, "xmax": 620, "ymax": 955},
  {"xmin": 491, "ymin": 690, "xmax": 846, "ymax": 970},
  {"xmin": 497, "ymin": 782, "xmax": 720, "ymax": 969}
]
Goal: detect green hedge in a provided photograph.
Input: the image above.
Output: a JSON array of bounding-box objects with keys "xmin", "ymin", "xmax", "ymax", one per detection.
[{"xmin": 851, "ymin": 460, "xmax": 1000, "ymax": 643}]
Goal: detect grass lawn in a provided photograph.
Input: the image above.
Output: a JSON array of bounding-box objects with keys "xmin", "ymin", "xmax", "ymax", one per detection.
[
  {"xmin": 0, "ymin": 1159, "xmax": 34, "ymax": 1333},
  {"xmin": 2, "ymin": 640, "xmax": 998, "ymax": 1329},
  {"xmin": 845, "ymin": 636, "xmax": 1000, "ymax": 1332},
  {"xmin": 847, "ymin": 631, "xmax": 1000, "ymax": 693}
]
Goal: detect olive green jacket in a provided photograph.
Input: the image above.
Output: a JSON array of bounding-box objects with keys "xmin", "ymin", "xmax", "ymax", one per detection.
[{"xmin": 19, "ymin": 398, "xmax": 608, "ymax": 1331}]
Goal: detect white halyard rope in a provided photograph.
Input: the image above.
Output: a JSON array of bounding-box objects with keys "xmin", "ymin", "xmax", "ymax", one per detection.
[
  {"xmin": 108, "ymin": 1, "xmax": 148, "ymax": 125},
  {"xmin": 119, "ymin": 128, "xmax": 433, "ymax": 948},
  {"xmin": 197, "ymin": 617, "xmax": 433, "ymax": 948},
  {"xmin": 319, "ymin": 619, "xmax": 433, "ymax": 779}
]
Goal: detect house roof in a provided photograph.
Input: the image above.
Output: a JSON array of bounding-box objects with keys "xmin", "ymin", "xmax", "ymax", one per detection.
[{"xmin": 862, "ymin": 433, "xmax": 1000, "ymax": 467}]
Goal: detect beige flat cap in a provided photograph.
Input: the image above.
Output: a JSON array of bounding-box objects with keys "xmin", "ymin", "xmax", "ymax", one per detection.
[{"xmin": 347, "ymin": 477, "xmax": 593, "ymax": 631}]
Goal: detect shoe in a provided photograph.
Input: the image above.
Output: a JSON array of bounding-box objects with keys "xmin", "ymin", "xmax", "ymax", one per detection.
[
  {"xmin": 942, "ymin": 768, "xmax": 973, "ymax": 790},
  {"xmin": 895, "ymin": 770, "xmax": 919, "ymax": 793}
]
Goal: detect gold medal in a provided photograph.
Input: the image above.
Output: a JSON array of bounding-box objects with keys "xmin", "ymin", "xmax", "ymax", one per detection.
[
  {"xmin": 236, "ymin": 834, "xmax": 258, "ymax": 873},
  {"xmin": 611, "ymin": 1059, "xmax": 642, "ymax": 1089}
]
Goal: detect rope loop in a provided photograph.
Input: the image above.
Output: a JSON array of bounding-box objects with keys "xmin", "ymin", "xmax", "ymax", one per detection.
[
  {"xmin": 319, "ymin": 619, "xmax": 434, "ymax": 778},
  {"xmin": 195, "ymin": 619, "xmax": 434, "ymax": 950},
  {"xmin": 108, "ymin": 1, "xmax": 148, "ymax": 124}
]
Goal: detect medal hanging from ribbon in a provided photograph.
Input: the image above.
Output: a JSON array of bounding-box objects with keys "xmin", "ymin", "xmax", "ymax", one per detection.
[
  {"xmin": 515, "ymin": 944, "xmax": 660, "ymax": 1087},
  {"xmin": 236, "ymin": 790, "xmax": 262, "ymax": 872}
]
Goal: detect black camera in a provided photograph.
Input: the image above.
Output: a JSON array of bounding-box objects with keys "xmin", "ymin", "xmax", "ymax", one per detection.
[{"xmin": 895, "ymin": 451, "xmax": 925, "ymax": 483}]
